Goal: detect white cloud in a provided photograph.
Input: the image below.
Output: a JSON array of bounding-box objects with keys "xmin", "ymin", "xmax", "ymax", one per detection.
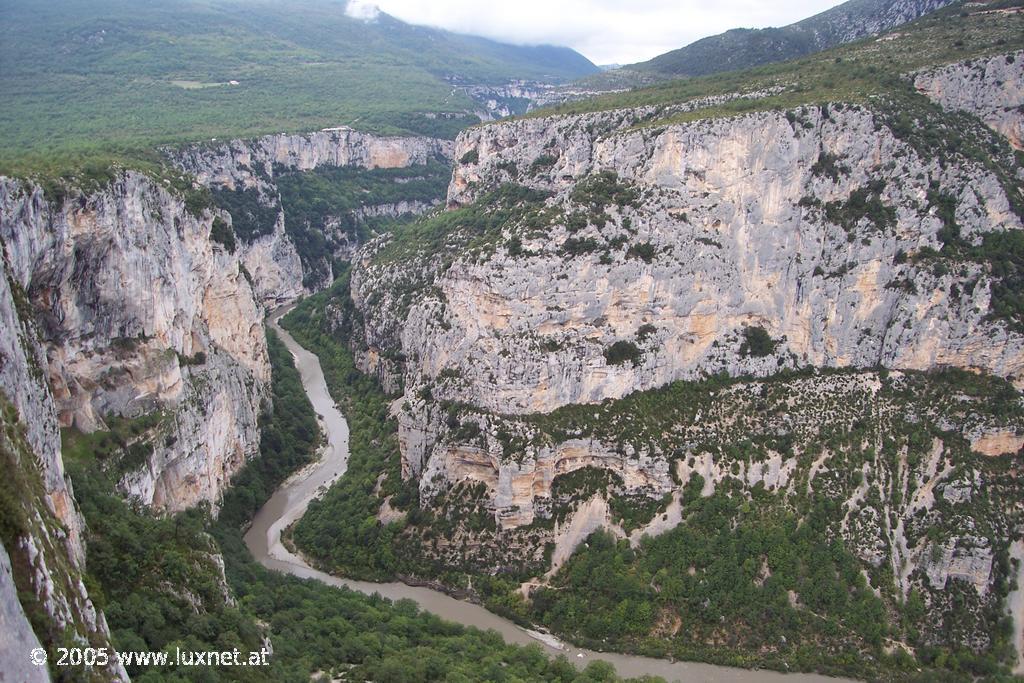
[
  {"xmin": 345, "ymin": 0, "xmax": 381, "ymax": 22},
  {"xmin": 371, "ymin": 0, "xmax": 846, "ymax": 64}
]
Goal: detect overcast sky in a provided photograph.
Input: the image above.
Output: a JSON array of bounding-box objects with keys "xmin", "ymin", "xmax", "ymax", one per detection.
[{"xmin": 356, "ymin": 0, "xmax": 847, "ymax": 65}]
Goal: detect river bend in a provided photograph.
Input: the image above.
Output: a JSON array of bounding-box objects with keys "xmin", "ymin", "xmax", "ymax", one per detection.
[{"xmin": 244, "ymin": 312, "xmax": 852, "ymax": 683}]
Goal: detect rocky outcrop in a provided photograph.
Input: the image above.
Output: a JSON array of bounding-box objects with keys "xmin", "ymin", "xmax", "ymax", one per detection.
[
  {"xmin": 0, "ymin": 544, "xmax": 48, "ymax": 683},
  {"xmin": 968, "ymin": 427, "xmax": 1024, "ymax": 456},
  {"xmin": 460, "ymin": 80, "xmax": 626, "ymax": 119},
  {"xmin": 0, "ymin": 230, "xmax": 83, "ymax": 559},
  {"xmin": 176, "ymin": 128, "xmax": 454, "ymax": 188},
  {"xmin": 353, "ymin": 199, "xmax": 439, "ymax": 220},
  {"xmin": 0, "ymin": 250, "xmax": 125, "ymax": 680},
  {"xmin": 384, "ymin": 363, "xmax": 1021, "ymax": 652},
  {"xmin": 914, "ymin": 50, "xmax": 1024, "ymax": 150},
  {"xmin": 238, "ymin": 211, "xmax": 306, "ymax": 305},
  {"xmin": 0, "ymin": 172, "xmax": 269, "ymax": 513},
  {"xmin": 172, "ymin": 127, "xmax": 455, "ymax": 296},
  {"xmin": 342, "ymin": 74, "xmax": 1024, "ymax": 585},
  {"xmin": 355, "ymin": 103, "xmax": 1023, "ymax": 426}
]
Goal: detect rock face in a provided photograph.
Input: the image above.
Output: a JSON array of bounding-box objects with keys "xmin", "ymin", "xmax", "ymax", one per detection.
[
  {"xmin": 460, "ymin": 80, "xmax": 624, "ymax": 119},
  {"xmin": 914, "ymin": 50, "xmax": 1024, "ymax": 150},
  {"xmin": 0, "ymin": 172, "xmax": 269, "ymax": 513},
  {"xmin": 820, "ymin": 0, "xmax": 955, "ymax": 44},
  {"xmin": 173, "ymin": 128, "xmax": 455, "ymax": 296},
  {"xmin": 0, "ymin": 249, "xmax": 125, "ymax": 680},
  {"xmin": 351, "ymin": 102, "xmax": 1023, "ymax": 498},
  {"xmin": 0, "ymin": 544, "xmax": 48, "ymax": 683},
  {"xmin": 335, "ymin": 60, "xmax": 1024, "ymax": 650},
  {"xmin": 437, "ymin": 108, "xmax": 1022, "ymax": 414},
  {"xmin": 177, "ymin": 128, "xmax": 455, "ymax": 186}
]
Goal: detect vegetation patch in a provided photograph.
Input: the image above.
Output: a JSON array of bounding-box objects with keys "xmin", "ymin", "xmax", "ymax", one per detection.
[
  {"xmin": 822, "ymin": 181, "xmax": 896, "ymax": 235},
  {"xmin": 209, "ymin": 216, "xmax": 237, "ymax": 253},
  {"xmin": 604, "ymin": 340, "xmax": 644, "ymax": 367},
  {"xmin": 210, "ymin": 186, "xmax": 279, "ymax": 243},
  {"xmin": 61, "ymin": 410, "xmax": 168, "ymax": 477},
  {"xmin": 739, "ymin": 325, "xmax": 776, "ymax": 358},
  {"xmin": 275, "ymin": 160, "xmax": 451, "ymax": 286},
  {"xmin": 570, "ymin": 171, "xmax": 639, "ymax": 213},
  {"xmin": 372, "ymin": 184, "xmax": 552, "ymax": 266}
]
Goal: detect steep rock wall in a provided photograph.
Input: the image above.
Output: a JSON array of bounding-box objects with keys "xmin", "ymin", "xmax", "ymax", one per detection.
[
  {"xmin": 0, "ymin": 251, "xmax": 125, "ymax": 680},
  {"xmin": 347, "ymin": 94, "xmax": 1023, "ymax": 531},
  {"xmin": 358, "ymin": 103, "xmax": 1022, "ymax": 410},
  {"xmin": 0, "ymin": 172, "xmax": 268, "ymax": 513},
  {"xmin": 174, "ymin": 128, "xmax": 455, "ymax": 296},
  {"xmin": 176, "ymin": 128, "xmax": 455, "ymax": 187},
  {"xmin": 914, "ymin": 50, "xmax": 1024, "ymax": 150}
]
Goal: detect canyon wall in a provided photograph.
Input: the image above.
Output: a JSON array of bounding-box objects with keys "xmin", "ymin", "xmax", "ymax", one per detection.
[
  {"xmin": 330, "ymin": 54, "xmax": 1024, "ymax": 644},
  {"xmin": 0, "ymin": 248, "xmax": 126, "ymax": 680},
  {"xmin": 351, "ymin": 99, "xmax": 1023, "ymax": 490},
  {"xmin": 174, "ymin": 128, "xmax": 455, "ymax": 295},
  {"xmin": 914, "ymin": 49, "xmax": 1024, "ymax": 150},
  {"xmin": 0, "ymin": 172, "xmax": 269, "ymax": 514},
  {"xmin": 321, "ymin": 54, "xmax": 1024, "ymax": 655}
]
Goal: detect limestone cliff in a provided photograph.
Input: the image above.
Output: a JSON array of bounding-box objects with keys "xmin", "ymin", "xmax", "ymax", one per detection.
[
  {"xmin": 173, "ymin": 128, "xmax": 455, "ymax": 295},
  {"xmin": 328, "ymin": 55, "xmax": 1024, "ymax": 654},
  {"xmin": 0, "ymin": 172, "xmax": 269, "ymax": 513},
  {"xmin": 352, "ymin": 101, "xmax": 1022, "ymax": 454},
  {"xmin": 0, "ymin": 249, "xmax": 126, "ymax": 680},
  {"xmin": 177, "ymin": 128, "xmax": 455, "ymax": 186},
  {"xmin": 914, "ymin": 49, "xmax": 1024, "ymax": 150}
]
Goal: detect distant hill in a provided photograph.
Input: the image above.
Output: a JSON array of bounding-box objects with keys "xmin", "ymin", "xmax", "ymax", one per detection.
[
  {"xmin": 0, "ymin": 0, "xmax": 597, "ymax": 171},
  {"xmin": 627, "ymin": 0, "xmax": 956, "ymax": 78}
]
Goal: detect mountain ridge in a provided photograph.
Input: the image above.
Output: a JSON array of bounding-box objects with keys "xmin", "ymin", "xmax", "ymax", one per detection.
[
  {"xmin": 606, "ymin": 0, "xmax": 957, "ymax": 81},
  {"xmin": 0, "ymin": 0, "xmax": 597, "ymax": 174}
]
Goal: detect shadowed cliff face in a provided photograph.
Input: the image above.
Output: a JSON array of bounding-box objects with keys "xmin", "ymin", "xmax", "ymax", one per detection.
[
  {"xmin": 1, "ymin": 172, "xmax": 268, "ymax": 514},
  {"xmin": 0, "ymin": 251, "xmax": 126, "ymax": 680}
]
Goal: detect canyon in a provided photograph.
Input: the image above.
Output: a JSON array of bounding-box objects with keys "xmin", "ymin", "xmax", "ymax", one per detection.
[
  {"xmin": 0, "ymin": 127, "xmax": 455, "ymax": 681},
  {"xmin": 0, "ymin": 8, "xmax": 1021, "ymax": 682},
  {"xmin": 303, "ymin": 45, "xmax": 1024, "ymax": 671}
]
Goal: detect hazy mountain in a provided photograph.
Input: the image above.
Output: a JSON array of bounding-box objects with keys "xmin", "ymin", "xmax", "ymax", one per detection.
[
  {"xmin": 629, "ymin": 0, "xmax": 956, "ymax": 77},
  {"xmin": 0, "ymin": 0, "xmax": 597, "ymax": 165}
]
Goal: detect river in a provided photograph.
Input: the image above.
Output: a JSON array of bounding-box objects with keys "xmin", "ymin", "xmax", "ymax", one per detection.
[{"xmin": 245, "ymin": 312, "xmax": 854, "ymax": 683}]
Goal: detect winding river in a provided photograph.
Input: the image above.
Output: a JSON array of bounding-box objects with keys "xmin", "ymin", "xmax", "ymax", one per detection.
[{"xmin": 245, "ymin": 312, "xmax": 854, "ymax": 683}]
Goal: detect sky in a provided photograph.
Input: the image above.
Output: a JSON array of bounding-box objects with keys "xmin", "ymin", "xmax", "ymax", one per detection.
[{"xmin": 349, "ymin": 0, "xmax": 847, "ymax": 65}]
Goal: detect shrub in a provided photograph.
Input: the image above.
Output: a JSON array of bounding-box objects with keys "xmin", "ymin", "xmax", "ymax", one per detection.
[
  {"xmin": 740, "ymin": 325, "xmax": 776, "ymax": 357},
  {"xmin": 570, "ymin": 171, "xmax": 638, "ymax": 211},
  {"xmin": 811, "ymin": 151, "xmax": 850, "ymax": 182},
  {"xmin": 209, "ymin": 216, "xmax": 237, "ymax": 253},
  {"xmin": 560, "ymin": 237, "xmax": 601, "ymax": 256},
  {"xmin": 530, "ymin": 154, "xmax": 558, "ymax": 172},
  {"xmin": 627, "ymin": 242, "xmax": 657, "ymax": 263},
  {"xmin": 636, "ymin": 323, "xmax": 658, "ymax": 342},
  {"xmin": 604, "ymin": 340, "xmax": 643, "ymax": 366}
]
